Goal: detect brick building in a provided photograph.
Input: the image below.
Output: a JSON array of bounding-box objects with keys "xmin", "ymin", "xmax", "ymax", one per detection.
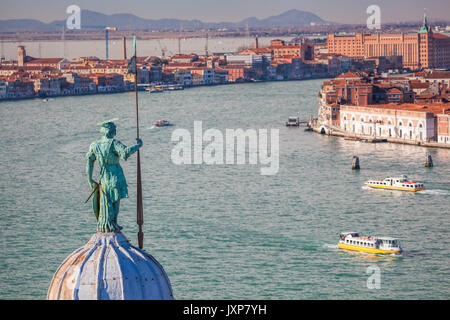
[
  {"xmin": 327, "ymin": 14, "xmax": 450, "ymax": 70},
  {"xmin": 339, "ymin": 104, "xmax": 442, "ymax": 141}
]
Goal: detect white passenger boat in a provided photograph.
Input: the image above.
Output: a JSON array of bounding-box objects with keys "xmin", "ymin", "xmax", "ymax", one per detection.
[
  {"xmin": 365, "ymin": 175, "xmax": 425, "ymax": 192},
  {"xmin": 338, "ymin": 232, "xmax": 403, "ymax": 254},
  {"xmin": 286, "ymin": 116, "xmax": 300, "ymax": 126}
]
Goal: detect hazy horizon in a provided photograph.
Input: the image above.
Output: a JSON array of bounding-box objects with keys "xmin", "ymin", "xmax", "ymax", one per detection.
[{"xmin": 1, "ymin": 0, "xmax": 449, "ymax": 25}]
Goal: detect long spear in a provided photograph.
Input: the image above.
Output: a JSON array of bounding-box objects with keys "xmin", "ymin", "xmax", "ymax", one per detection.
[{"xmin": 133, "ymin": 35, "xmax": 144, "ymax": 249}]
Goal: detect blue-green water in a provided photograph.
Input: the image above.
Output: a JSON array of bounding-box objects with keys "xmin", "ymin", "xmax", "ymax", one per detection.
[{"xmin": 0, "ymin": 80, "xmax": 449, "ymax": 299}]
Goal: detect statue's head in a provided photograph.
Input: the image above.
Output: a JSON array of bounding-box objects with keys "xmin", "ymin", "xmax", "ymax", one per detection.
[{"xmin": 98, "ymin": 119, "xmax": 118, "ymax": 139}]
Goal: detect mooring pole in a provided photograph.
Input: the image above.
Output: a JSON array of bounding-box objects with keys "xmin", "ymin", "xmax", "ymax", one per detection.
[
  {"xmin": 133, "ymin": 36, "xmax": 144, "ymax": 249},
  {"xmin": 352, "ymin": 156, "xmax": 360, "ymax": 170},
  {"xmin": 425, "ymin": 154, "xmax": 433, "ymax": 168}
]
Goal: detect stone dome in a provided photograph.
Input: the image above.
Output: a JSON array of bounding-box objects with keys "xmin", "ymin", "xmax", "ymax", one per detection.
[{"xmin": 47, "ymin": 232, "xmax": 174, "ymax": 300}]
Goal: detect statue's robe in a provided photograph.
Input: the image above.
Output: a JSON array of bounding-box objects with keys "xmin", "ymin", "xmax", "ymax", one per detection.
[{"xmin": 86, "ymin": 138, "xmax": 140, "ymax": 232}]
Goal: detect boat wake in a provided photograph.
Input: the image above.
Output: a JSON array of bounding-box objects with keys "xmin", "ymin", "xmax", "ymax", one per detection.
[
  {"xmin": 402, "ymin": 251, "xmax": 432, "ymax": 258},
  {"xmin": 323, "ymin": 244, "xmax": 338, "ymax": 250},
  {"xmin": 417, "ymin": 189, "xmax": 450, "ymax": 196}
]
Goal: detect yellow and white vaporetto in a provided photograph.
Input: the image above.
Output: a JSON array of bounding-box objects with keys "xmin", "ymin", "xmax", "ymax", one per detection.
[
  {"xmin": 365, "ymin": 175, "xmax": 425, "ymax": 192},
  {"xmin": 338, "ymin": 232, "xmax": 403, "ymax": 254}
]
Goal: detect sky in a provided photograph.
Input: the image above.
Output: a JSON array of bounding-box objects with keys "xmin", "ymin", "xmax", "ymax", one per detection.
[{"xmin": 0, "ymin": 0, "xmax": 449, "ymax": 24}]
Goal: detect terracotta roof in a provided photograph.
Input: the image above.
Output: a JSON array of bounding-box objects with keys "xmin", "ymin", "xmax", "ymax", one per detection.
[
  {"xmin": 337, "ymin": 72, "xmax": 361, "ymax": 79},
  {"xmin": 423, "ymin": 71, "xmax": 450, "ymax": 79},
  {"xmin": 410, "ymin": 81, "xmax": 430, "ymax": 89},
  {"xmin": 432, "ymin": 33, "xmax": 450, "ymax": 39},
  {"xmin": 171, "ymin": 54, "xmax": 197, "ymax": 60},
  {"xmin": 241, "ymin": 48, "xmax": 272, "ymax": 54},
  {"xmin": 349, "ymin": 103, "xmax": 450, "ymax": 116},
  {"xmin": 25, "ymin": 58, "xmax": 64, "ymax": 64}
]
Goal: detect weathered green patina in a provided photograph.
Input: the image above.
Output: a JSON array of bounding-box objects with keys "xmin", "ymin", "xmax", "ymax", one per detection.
[{"xmin": 86, "ymin": 119, "xmax": 142, "ymax": 232}]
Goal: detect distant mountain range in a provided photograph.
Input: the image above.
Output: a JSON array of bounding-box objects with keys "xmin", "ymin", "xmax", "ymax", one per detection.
[{"xmin": 0, "ymin": 9, "xmax": 331, "ymax": 32}]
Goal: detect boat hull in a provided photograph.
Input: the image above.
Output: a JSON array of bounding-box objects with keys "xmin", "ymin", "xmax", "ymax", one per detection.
[
  {"xmin": 338, "ymin": 242, "xmax": 402, "ymax": 254},
  {"xmin": 365, "ymin": 183, "xmax": 425, "ymax": 192}
]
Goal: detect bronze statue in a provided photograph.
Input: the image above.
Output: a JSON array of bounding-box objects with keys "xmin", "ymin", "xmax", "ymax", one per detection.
[{"xmin": 86, "ymin": 119, "xmax": 142, "ymax": 232}]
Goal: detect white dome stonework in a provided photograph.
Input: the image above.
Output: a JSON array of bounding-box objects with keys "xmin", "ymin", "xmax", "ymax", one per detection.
[{"xmin": 47, "ymin": 232, "xmax": 174, "ymax": 300}]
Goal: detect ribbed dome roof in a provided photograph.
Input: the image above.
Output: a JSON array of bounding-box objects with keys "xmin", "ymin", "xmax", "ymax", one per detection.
[{"xmin": 47, "ymin": 232, "xmax": 174, "ymax": 300}]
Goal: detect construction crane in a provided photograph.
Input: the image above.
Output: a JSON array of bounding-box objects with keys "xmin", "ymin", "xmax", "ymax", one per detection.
[
  {"xmin": 205, "ymin": 32, "xmax": 209, "ymax": 57},
  {"xmin": 105, "ymin": 27, "xmax": 117, "ymax": 60},
  {"xmin": 0, "ymin": 37, "xmax": 4, "ymax": 61},
  {"xmin": 178, "ymin": 23, "xmax": 183, "ymax": 55},
  {"xmin": 157, "ymin": 39, "xmax": 167, "ymax": 59}
]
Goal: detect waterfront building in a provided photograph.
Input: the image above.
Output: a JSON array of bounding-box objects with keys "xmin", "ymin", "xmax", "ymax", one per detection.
[
  {"xmin": 189, "ymin": 68, "xmax": 215, "ymax": 85},
  {"xmin": 317, "ymin": 71, "xmax": 450, "ymax": 143},
  {"xmin": 1, "ymin": 78, "xmax": 35, "ymax": 99},
  {"xmin": 63, "ymin": 73, "xmax": 96, "ymax": 95},
  {"xmin": 137, "ymin": 65, "xmax": 150, "ymax": 84},
  {"xmin": 302, "ymin": 60, "xmax": 330, "ymax": 78},
  {"xmin": 0, "ymin": 80, "xmax": 7, "ymax": 99},
  {"xmin": 90, "ymin": 73, "xmax": 124, "ymax": 93},
  {"xmin": 339, "ymin": 103, "xmax": 442, "ymax": 141},
  {"xmin": 162, "ymin": 70, "xmax": 175, "ymax": 83},
  {"xmin": 214, "ymin": 69, "xmax": 229, "ymax": 84},
  {"xmin": 33, "ymin": 77, "xmax": 50, "ymax": 96},
  {"xmin": 148, "ymin": 65, "xmax": 162, "ymax": 82},
  {"xmin": 217, "ymin": 65, "xmax": 250, "ymax": 82},
  {"xmin": 272, "ymin": 56, "xmax": 303, "ymax": 80},
  {"xmin": 437, "ymin": 111, "xmax": 450, "ymax": 143},
  {"xmin": 327, "ymin": 14, "xmax": 450, "ymax": 70},
  {"xmin": 174, "ymin": 69, "xmax": 193, "ymax": 86},
  {"xmin": 266, "ymin": 64, "xmax": 277, "ymax": 80}
]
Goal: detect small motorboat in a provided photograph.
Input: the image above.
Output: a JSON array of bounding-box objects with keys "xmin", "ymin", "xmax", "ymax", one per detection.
[
  {"xmin": 153, "ymin": 120, "xmax": 173, "ymax": 127},
  {"xmin": 146, "ymin": 87, "xmax": 164, "ymax": 93},
  {"xmin": 365, "ymin": 175, "xmax": 425, "ymax": 192},
  {"xmin": 338, "ymin": 232, "xmax": 403, "ymax": 255}
]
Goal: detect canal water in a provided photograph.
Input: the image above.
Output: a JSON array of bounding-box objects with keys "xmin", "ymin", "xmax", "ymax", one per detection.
[{"xmin": 0, "ymin": 79, "xmax": 449, "ymax": 299}]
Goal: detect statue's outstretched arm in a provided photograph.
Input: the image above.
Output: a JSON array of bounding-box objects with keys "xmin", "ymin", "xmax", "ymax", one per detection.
[{"xmin": 115, "ymin": 139, "xmax": 143, "ymax": 161}]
